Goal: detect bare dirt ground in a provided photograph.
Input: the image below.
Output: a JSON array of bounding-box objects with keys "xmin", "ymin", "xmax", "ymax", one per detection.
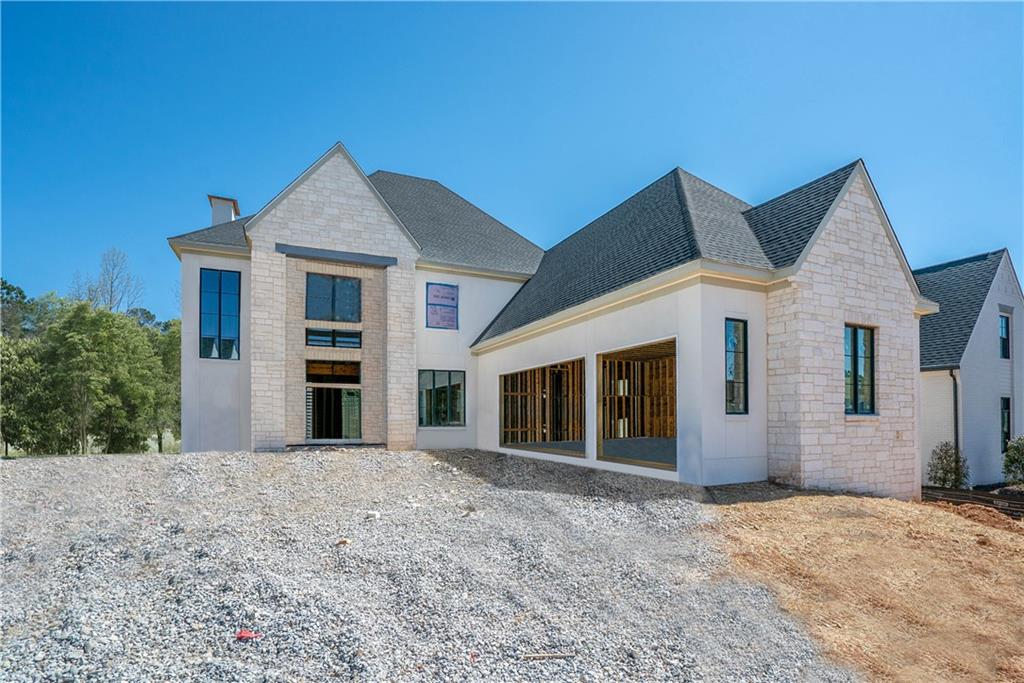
[{"xmin": 710, "ymin": 484, "xmax": 1024, "ymax": 683}]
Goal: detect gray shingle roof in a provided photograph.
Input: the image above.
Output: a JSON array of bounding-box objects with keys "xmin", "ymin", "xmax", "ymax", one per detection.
[
  {"xmin": 475, "ymin": 161, "xmax": 860, "ymax": 344},
  {"xmin": 744, "ymin": 161, "xmax": 860, "ymax": 268},
  {"xmin": 168, "ymin": 215, "xmax": 252, "ymax": 250},
  {"xmin": 368, "ymin": 171, "xmax": 543, "ymax": 276},
  {"xmin": 914, "ymin": 249, "xmax": 1005, "ymax": 370}
]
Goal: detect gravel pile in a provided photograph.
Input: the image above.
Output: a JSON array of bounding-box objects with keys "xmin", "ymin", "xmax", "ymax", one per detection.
[{"xmin": 1, "ymin": 449, "xmax": 855, "ymax": 681}]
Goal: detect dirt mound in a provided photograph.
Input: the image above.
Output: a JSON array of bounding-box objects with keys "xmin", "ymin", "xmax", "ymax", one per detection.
[{"xmin": 927, "ymin": 501, "xmax": 1024, "ymax": 535}]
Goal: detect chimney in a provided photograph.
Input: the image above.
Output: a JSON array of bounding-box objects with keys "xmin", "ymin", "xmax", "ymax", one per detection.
[{"xmin": 208, "ymin": 195, "xmax": 240, "ymax": 225}]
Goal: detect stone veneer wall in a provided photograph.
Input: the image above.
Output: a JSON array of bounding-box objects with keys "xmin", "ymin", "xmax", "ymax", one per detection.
[
  {"xmin": 247, "ymin": 150, "xmax": 419, "ymax": 451},
  {"xmin": 766, "ymin": 175, "xmax": 921, "ymax": 499},
  {"xmin": 284, "ymin": 258, "xmax": 386, "ymax": 444}
]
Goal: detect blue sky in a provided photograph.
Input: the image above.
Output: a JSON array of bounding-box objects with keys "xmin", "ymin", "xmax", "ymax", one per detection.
[{"xmin": 3, "ymin": 2, "xmax": 1021, "ymax": 321}]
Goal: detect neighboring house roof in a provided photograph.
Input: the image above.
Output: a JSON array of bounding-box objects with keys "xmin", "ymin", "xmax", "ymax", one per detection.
[
  {"xmin": 475, "ymin": 160, "xmax": 860, "ymax": 345},
  {"xmin": 914, "ymin": 249, "xmax": 1006, "ymax": 370},
  {"xmin": 367, "ymin": 171, "xmax": 544, "ymax": 276}
]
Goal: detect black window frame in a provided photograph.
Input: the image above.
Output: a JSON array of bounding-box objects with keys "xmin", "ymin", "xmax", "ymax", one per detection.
[
  {"xmin": 305, "ymin": 273, "xmax": 362, "ymax": 323},
  {"xmin": 844, "ymin": 325, "xmax": 876, "ymax": 415},
  {"xmin": 999, "ymin": 315, "xmax": 1011, "ymax": 359},
  {"xmin": 305, "ymin": 328, "xmax": 362, "ymax": 349},
  {"xmin": 725, "ymin": 318, "xmax": 748, "ymax": 415},
  {"xmin": 1001, "ymin": 397, "xmax": 1011, "ymax": 453},
  {"xmin": 418, "ymin": 369, "xmax": 466, "ymax": 427},
  {"xmin": 199, "ymin": 268, "xmax": 240, "ymax": 361}
]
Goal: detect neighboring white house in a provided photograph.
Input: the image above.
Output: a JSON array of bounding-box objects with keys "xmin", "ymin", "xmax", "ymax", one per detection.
[
  {"xmin": 169, "ymin": 142, "xmax": 938, "ymax": 500},
  {"xmin": 914, "ymin": 249, "xmax": 1023, "ymax": 486}
]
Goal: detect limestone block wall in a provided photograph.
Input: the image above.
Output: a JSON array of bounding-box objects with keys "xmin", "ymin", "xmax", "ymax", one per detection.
[
  {"xmin": 766, "ymin": 175, "xmax": 921, "ymax": 499},
  {"xmin": 247, "ymin": 148, "xmax": 419, "ymax": 451}
]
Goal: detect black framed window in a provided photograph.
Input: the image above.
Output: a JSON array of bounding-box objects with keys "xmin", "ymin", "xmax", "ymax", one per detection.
[
  {"xmin": 725, "ymin": 318, "xmax": 748, "ymax": 414},
  {"xmin": 305, "ymin": 328, "xmax": 361, "ymax": 349},
  {"xmin": 306, "ymin": 273, "xmax": 361, "ymax": 322},
  {"xmin": 1000, "ymin": 315, "xmax": 1010, "ymax": 359},
  {"xmin": 1002, "ymin": 397, "xmax": 1011, "ymax": 453},
  {"xmin": 418, "ymin": 370, "xmax": 465, "ymax": 427},
  {"xmin": 844, "ymin": 325, "xmax": 875, "ymax": 415},
  {"xmin": 199, "ymin": 268, "xmax": 240, "ymax": 360},
  {"xmin": 306, "ymin": 361, "xmax": 360, "ymax": 384}
]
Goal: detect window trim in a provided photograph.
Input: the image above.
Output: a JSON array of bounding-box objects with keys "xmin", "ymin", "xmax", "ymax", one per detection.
[
  {"xmin": 418, "ymin": 369, "xmax": 467, "ymax": 427},
  {"xmin": 845, "ymin": 324, "xmax": 876, "ymax": 415},
  {"xmin": 999, "ymin": 315, "xmax": 1011, "ymax": 359},
  {"xmin": 1001, "ymin": 397, "xmax": 1011, "ymax": 453},
  {"xmin": 425, "ymin": 282, "xmax": 459, "ymax": 330},
  {"xmin": 199, "ymin": 267, "xmax": 240, "ymax": 361},
  {"xmin": 305, "ymin": 273, "xmax": 362, "ymax": 323},
  {"xmin": 725, "ymin": 318, "xmax": 749, "ymax": 415}
]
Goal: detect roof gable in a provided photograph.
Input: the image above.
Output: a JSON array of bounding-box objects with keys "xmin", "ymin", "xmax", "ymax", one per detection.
[
  {"xmin": 367, "ymin": 171, "xmax": 543, "ymax": 276},
  {"xmin": 167, "ymin": 214, "xmax": 252, "ymax": 255},
  {"xmin": 915, "ymin": 249, "xmax": 1006, "ymax": 369}
]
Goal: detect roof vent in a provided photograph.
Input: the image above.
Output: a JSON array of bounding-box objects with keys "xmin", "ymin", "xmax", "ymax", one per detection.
[{"xmin": 208, "ymin": 195, "xmax": 239, "ymax": 225}]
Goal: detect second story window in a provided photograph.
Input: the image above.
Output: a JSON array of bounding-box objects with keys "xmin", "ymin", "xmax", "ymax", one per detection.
[
  {"xmin": 1000, "ymin": 315, "xmax": 1010, "ymax": 359},
  {"xmin": 725, "ymin": 318, "xmax": 748, "ymax": 414},
  {"xmin": 844, "ymin": 325, "xmax": 875, "ymax": 415},
  {"xmin": 200, "ymin": 268, "xmax": 240, "ymax": 360},
  {"xmin": 306, "ymin": 274, "xmax": 361, "ymax": 323}
]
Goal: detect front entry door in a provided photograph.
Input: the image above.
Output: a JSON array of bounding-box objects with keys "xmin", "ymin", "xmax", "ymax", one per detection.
[{"xmin": 308, "ymin": 387, "xmax": 361, "ymax": 440}]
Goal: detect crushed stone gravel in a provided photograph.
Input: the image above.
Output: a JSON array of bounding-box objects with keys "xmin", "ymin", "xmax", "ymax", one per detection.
[{"xmin": 1, "ymin": 449, "xmax": 856, "ymax": 681}]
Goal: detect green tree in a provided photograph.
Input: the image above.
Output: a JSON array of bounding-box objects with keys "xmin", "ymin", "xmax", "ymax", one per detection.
[
  {"xmin": 1004, "ymin": 436, "xmax": 1024, "ymax": 484},
  {"xmin": 39, "ymin": 302, "xmax": 160, "ymax": 454},
  {"xmin": 146, "ymin": 318, "xmax": 180, "ymax": 452},
  {"xmin": 1, "ymin": 279, "xmax": 30, "ymax": 338}
]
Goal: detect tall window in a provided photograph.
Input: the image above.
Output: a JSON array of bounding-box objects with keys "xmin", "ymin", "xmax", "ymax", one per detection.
[
  {"xmin": 418, "ymin": 370, "xmax": 465, "ymax": 427},
  {"xmin": 1000, "ymin": 315, "xmax": 1011, "ymax": 359},
  {"xmin": 1002, "ymin": 397, "xmax": 1012, "ymax": 453},
  {"xmin": 844, "ymin": 325, "xmax": 875, "ymax": 415},
  {"xmin": 725, "ymin": 319, "xmax": 748, "ymax": 414},
  {"xmin": 200, "ymin": 268, "xmax": 240, "ymax": 360},
  {"xmin": 306, "ymin": 274, "xmax": 361, "ymax": 322}
]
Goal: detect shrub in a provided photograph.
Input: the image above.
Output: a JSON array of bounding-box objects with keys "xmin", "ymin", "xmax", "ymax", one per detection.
[
  {"xmin": 1004, "ymin": 436, "xmax": 1024, "ymax": 484},
  {"xmin": 927, "ymin": 441, "xmax": 970, "ymax": 489}
]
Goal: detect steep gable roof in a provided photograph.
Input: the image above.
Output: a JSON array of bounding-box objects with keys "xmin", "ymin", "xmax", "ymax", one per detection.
[
  {"xmin": 914, "ymin": 249, "xmax": 1006, "ymax": 370},
  {"xmin": 743, "ymin": 161, "xmax": 860, "ymax": 268},
  {"xmin": 475, "ymin": 161, "xmax": 860, "ymax": 345},
  {"xmin": 367, "ymin": 171, "xmax": 543, "ymax": 276}
]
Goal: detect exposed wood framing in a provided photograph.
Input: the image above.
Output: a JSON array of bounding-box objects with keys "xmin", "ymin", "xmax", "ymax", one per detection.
[{"xmin": 500, "ymin": 358, "xmax": 585, "ymax": 454}]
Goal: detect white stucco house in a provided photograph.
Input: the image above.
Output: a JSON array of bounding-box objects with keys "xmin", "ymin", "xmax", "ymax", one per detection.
[
  {"xmin": 914, "ymin": 249, "xmax": 1023, "ymax": 486},
  {"xmin": 169, "ymin": 142, "xmax": 939, "ymax": 500}
]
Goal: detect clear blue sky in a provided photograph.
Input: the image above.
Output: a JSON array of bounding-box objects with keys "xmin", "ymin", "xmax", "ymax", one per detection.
[{"xmin": 3, "ymin": 2, "xmax": 1021, "ymax": 321}]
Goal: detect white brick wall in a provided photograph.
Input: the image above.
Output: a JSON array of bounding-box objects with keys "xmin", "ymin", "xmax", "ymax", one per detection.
[
  {"xmin": 766, "ymin": 174, "xmax": 922, "ymax": 500},
  {"xmin": 246, "ymin": 148, "xmax": 419, "ymax": 450}
]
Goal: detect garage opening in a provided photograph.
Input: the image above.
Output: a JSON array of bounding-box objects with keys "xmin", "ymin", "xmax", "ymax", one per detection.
[
  {"xmin": 597, "ymin": 339, "xmax": 676, "ymax": 469},
  {"xmin": 500, "ymin": 358, "xmax": 585, "ymax": 456}
]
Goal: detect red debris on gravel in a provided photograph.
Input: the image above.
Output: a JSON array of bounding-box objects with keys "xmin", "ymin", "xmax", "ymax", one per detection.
[{"xmin": 235, "ymin": 629, "xmax": 262, "ymax": 641}]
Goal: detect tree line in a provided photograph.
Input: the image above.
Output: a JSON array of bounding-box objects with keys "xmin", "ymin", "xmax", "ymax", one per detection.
[{"xmin": 1, "ymin": 249, "xmax": 180, "ymax": 456}]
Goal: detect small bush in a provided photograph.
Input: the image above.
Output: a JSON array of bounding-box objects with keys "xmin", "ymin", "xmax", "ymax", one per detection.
[
  {"xmin": 1004, "ymin": 436, "xmax": 1024, "ymax": 484},
  {"xmin": 927, "ymin": 441, "xmax": 970, "ymax": 489}
]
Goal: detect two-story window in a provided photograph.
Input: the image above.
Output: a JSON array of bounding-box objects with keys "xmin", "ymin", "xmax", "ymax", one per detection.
[
  {"xmin": 725, "ymin": 318, "xmax": 748, "ymax": 414},
  {"xmin": 1000, "ymin": 315, "xmax": 1011, "ymax": 359},
  {"xmin": 199, "ymin": 268, "xmax": 240, "ymax": 360},
  {"xmin": 306, "ymin": 273, "xmax": 361, "ymax": 322},
  {"xmin": 844, "ymin": 325, "xmax": 875, "ymax": 415}
]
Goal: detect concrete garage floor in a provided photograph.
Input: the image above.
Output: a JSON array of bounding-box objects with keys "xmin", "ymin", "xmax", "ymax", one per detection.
[
  {"xmin": 0, "ymin": 448, "xmax": 853, "ymax": 682},
  {"xmin": 514, "ymin": 437, "xmax": 676, "ymax": 467}
]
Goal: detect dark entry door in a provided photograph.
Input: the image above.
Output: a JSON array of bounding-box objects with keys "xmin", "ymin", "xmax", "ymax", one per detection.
[{"xmin": 309, "ymin": 387, "xmax": 361, "ymax": 440}]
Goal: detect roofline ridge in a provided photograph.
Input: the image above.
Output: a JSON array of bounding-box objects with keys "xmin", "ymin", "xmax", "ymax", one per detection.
[
  {"xmin": 671, "ymin": 168, "xmax": 704, "ymax": 258},
  {"xmin": 674, "ymin": 166, "xmax": 753, "ymax": 209},
  {"xmin": 743, "ymin": 158, "xmax": 862, "ymax": 214},
  {"xmin": 369, "ymin": 169, "xmax": 442, "ymax": 184},
  {"xmin": 542, "ymin": 168, "xmax": 681, "ymax": 255},
  {"xmin": 913, "ymin": 248, "xmax": 1007, "ymax": 275}
]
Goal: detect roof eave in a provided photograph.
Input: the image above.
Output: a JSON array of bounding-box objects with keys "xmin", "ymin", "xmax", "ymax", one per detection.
[
  {"xmin": 915, "ymin": 296, "xmax": 940, "ymax": 316},
  {"xmin": 416, "ymin": 259, "xmax": 534, "ymax": 282},
  {"xmin": 167, "ymin": 238, "xmax": 251, "ymax": 260}
]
